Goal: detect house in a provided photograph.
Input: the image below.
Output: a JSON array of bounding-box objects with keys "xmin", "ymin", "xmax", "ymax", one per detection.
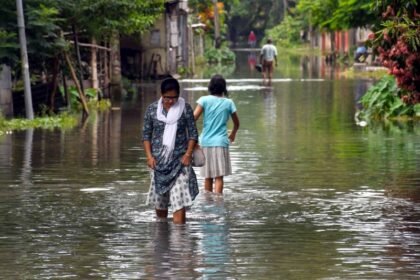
[
  {"xmin": 309, "ymin": 27, "xmax": 373, "ymax": 58},
  {"xmin": 138, "ymin": 0, "xmax": 190, "ymax": 79}
]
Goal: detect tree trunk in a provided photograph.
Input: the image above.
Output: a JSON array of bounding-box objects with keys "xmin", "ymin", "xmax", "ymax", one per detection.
[
  {"xmin": 0, "ymin": 65, "xmax": 13, "ymax": 117},
  {"xmin": 330, "ymin": 31, "xmax": 336, "ymax": 53},
  {"xmin": 72, "ymin": 24, "xmax": 85, "ymax": 93},
  {"xmin": 282, "ymin": 0, "xmax": 288, "ymax": 20},
  {"xmin": 16, "ymin": 0, "xmax": 34, "ymax": 119},
  {"xmin": 103, "ymin": 45, "xmax": 110, "ymax": 99},
  {"xmin": 64, "ymin": 52, "xmax": 89, "ymax": 116},
  {"xmin": 213, "ymin": 0, "xmax": 221, "ymax": 48},
  {"xmin": 110, "ymin": 31, "xmax": 122, "ymax": 97},
  {"xmin": 91, "ymin": 37, "xmax": 98, "ymax": 91},
  {"xmin": 49, "ymin": 57, "xmax": 59, "ymax": 112},
  {"xmin": 62, "ymin": 69, "xmax": 71, "ymax": 112}
]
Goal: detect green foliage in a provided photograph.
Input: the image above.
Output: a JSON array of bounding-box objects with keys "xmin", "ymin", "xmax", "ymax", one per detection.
[
  {"xmin": 366, "ymin": 1, "xmax": 420, "ymax": 103},
  {"xmin": 358, "ymin": 75, "xmax": 418, "ymax": 120},
  {"xmin": 328, "ymin": 0, "xmax": 374, "ymax": 30},
  {"xmin": 0, "ymin": 29, "xmax": 19, "ymax": 66},
  {"xmin": 60, "ymin": 86, "xmax": 108, "ymax": 111},
  {"xmin": 64, "ymin": 0, "xmax": 164, "ymax": 37},
  {"xmin": 0, "ymin": 0, "xmax": 163, "ymax": 71},
  {"xmin": 195, "ymin": 55, "xmax": 206, "ymax": 66},
  {"xmin": 177, "ymin": 66, "xmax": 191, "ymax": 78},
  {"xmin": 87, "ymin": 99, "xmax": 111, "ymax": 111},
  {"xmin": 204, "ymin": 47, "xmax": 236, "ymax": 64},
  {"xmin": 296, "ymin": 0, "xmax": 375, "ymax": 31},
  {"xmin": 341, "ymin": 67, "xmax": 389, "ymax": 79},
  {"xmin": 223, "ymin": 0, "xmax": 291, "ymax": 43},
  {"xmin": 0, "ymin": 113, "xmax": 78, "ymax": 132},
  {"xmin": 265, "ymin": 16, "xmax": 302, "ymax": 47}
]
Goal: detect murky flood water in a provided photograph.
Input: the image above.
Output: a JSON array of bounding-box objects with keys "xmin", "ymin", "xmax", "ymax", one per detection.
[{"xmin": 0, "ymin": 54, "xmax": 419, "ymax": 279}]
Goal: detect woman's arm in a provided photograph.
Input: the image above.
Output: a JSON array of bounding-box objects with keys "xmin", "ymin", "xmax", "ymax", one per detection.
[
  {"xmin": 181, "ymin": 139, "xmax": 197, "ymax": 166},
  {"xmin": 142, "ymin": 105, "xmax": 156, "ymax": 169},
  {"xmin": 228, "ymin": 112, "xmax": 240, "ymax": 143},
  {"xmin": 194, "ymin": 104, "xmax": 203, "ymax": 121},
  {"xmin": 183, "ymin": 104, "xmax": 199, "ymax": 165},
  {"xmin": 143, "ymin": 140, "xmax": 156, "ymax": 169}
]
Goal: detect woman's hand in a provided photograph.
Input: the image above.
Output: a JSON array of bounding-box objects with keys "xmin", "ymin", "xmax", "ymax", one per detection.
[
  {"xmin": 147, "ymin": 156, "xmax": 157, "ymax": 169},
  {"xmin": 181, "ymin": 153, "xmax": 192, "ymax": 166},
  {"xmin": 228, "ymin": 131, "xmax": 236, "ymax": 143}
]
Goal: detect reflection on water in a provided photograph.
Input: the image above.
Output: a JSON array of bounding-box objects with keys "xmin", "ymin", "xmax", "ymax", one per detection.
[{"xmin": 0, "ymin": 58, "xmax": 419, "ymax": 278}]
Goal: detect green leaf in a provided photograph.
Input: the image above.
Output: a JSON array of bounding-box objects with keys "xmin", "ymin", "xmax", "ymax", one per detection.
[{"xmin": 414, "ymin": 104, "xmax": 420, "ymax": 117}]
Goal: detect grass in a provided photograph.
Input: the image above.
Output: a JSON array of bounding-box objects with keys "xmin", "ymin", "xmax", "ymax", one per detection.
[
  {"xmin": 276, "ymin": 44, "xmax": 322, "ymax": 56},
  {"xmin": 341, "ymin": 67, "xmax": 389, "ymax": 79},
  {"xmin": 0, "ymin": 98, "xmax": 112, "ymax": 133},
  {"xmin": 87, "ymin": 99, "xmax": 112, "ymax": 111},
  {"xmin": 0, "ymin": 113, "xmax": 78, "ymax": 133}
]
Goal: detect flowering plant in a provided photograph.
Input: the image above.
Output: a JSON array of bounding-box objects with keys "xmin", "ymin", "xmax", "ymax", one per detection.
[{"xmin": 367, "ymin": 4, "xmax": 420, "ymax": 105}]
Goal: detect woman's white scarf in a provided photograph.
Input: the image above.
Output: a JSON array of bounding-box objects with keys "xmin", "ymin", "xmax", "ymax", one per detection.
[{"xmin": 157, "ymin": 97, "xmax": 185, "ymax": 161}]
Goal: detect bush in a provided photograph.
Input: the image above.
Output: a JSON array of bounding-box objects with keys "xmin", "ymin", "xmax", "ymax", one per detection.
[
  {"xmin": 61, "ymin": 86, "xmax": 105, "ymax": 111},
  {"xmin": 0, "ymin": 113, "xmax": 78, "ymax": 132},
  {"xmin": 265, "ymin": 16, "xmax": 303, "ymax": 47},
  {"xmin": 367, "ymin": 4, "xmax": 420, "ymax": 105},
  {"xmin": 357, "ymin": 74, "xmax": 420, "ymax": 120},
  {"xmin": 204, "ymin": 46, "xmax": 235, "ymax": 64}
]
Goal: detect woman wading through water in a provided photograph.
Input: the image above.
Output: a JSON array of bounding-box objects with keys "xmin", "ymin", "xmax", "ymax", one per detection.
[
  {"xmin": 194, "ymin": 75, "xmax": 240, "ymax": 194},
  {"xmin": 143, "ymin": 77, "xmax": 199, "ymax": 224}
]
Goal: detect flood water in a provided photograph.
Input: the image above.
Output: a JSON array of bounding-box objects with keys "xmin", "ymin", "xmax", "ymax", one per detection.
[{"xmin": 0, "ymin": 52, "xmax": 419, "ymax": 279}]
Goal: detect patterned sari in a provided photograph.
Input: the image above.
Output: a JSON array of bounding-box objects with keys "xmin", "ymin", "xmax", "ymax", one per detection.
[{"xmin": 142, "ymin": 101, "xmax": 199, "ymax": 199}]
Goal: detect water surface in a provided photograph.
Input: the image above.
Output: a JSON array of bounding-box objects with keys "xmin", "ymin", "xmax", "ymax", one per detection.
[{"xmin": 0, "ymin": 55, "xmax": 419, "ymax": 279}]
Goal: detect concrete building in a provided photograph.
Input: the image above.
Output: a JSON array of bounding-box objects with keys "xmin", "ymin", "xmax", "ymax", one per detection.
[
  {"xmin": 139, "ymin": 0, "xmax": 190, "ymax": 79},
  {"xmin": 310, "ymin": 27, "xmax": 372, "ymax": 55}
]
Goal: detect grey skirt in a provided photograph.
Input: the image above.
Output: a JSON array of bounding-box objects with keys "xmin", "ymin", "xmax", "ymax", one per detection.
[{"xmin": 200, "ymin": 147, "xmax": 232, "ymax": 178}]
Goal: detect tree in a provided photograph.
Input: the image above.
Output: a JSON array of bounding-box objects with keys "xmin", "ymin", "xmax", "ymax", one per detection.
[
  {"xmin": 0, "ymin": 0, "xmax": 163, "ymax": 113},
  {"xmin": 225, "ymin": 0, "xmax": 294, "ymax": 45},
  {"xmin": 296, "ymin": 0, "xmax": 378, "ymax": 52}
]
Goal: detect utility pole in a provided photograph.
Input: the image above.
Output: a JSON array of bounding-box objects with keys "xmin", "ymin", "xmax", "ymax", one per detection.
[
  {"xmin": 213, "ymin": 0, "xmax": 220, "ymax": 49},
  {"xmin": 16, "ymin": 0, "xmax": 34, "ymax": 119}
]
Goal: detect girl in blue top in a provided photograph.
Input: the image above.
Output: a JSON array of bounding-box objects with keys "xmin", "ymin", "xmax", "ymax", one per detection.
[{"xmin": 194, "ymin": 75, "xmax": 240, "ymax": 193}]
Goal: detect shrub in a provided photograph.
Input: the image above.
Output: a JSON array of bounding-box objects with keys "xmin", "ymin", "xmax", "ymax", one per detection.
[
  {"xmin": 265, "ymin": 16, "xmax": 303, "ymax": 47},
  {"xmin": 367, "ymin": 4, "xmax": 420, "ymax": 105},
  {"xmin": 204, "ymin": 46, "xmax": 235, "ymax": 64},
  {"xmin": 358, "ymin": 74, "xmax": 420, "ymax": 120}
]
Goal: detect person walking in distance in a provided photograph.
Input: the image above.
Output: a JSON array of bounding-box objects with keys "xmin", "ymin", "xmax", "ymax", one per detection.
[
  {"xmin": 260, "ymin": 38, "xmax": 278, "ymax": 84},
  {"xmin": 248, "ymin": 30, "xmax": 257, "ymax": 48}
]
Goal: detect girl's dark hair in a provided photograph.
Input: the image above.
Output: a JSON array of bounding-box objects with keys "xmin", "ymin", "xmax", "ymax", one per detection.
[
  {"xmin": 208, "ymin": 74, "xmax": 228, "ymax": 96},
  {"xmin": 161, "ymin": 76, "xmax": 180, "ymax": 95}
]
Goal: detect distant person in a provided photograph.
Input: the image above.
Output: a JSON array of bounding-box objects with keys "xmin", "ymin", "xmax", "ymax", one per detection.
[
  {"xmin": 248, "ymin": 31, "xmax": 257, "ymax": 48},
  {"xmin": 260, "ymin": 38, "xmax": 278, "ymax": 84},
  {"xmin": 194, "ymin": 75, "xmax": 240, "ymax": 194},
  {"xmin": 355, "ymin": 42, "xmax": 368, "ymax": 63},
  {"xmin": 142, "ymin": 77, "xmax": 199, "ymax": 224}
]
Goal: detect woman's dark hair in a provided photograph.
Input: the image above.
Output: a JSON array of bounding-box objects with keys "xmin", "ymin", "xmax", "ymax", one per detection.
[
  {"xmin": 208, "ymin": 74, "xmax": 228, "ymax": 96},
  {"xmin": 161, "ymin": 76, "xmax": 180, "ymax": 95}
]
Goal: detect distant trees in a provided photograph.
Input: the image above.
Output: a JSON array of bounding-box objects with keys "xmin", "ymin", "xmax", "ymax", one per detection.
[
  {"xmin": 189, "ymin": 0, "xmax": 295, "ymax": 46},
  {"xmin": 295, "ymin": 0, "xmax": 375, "ymax": 52}
]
